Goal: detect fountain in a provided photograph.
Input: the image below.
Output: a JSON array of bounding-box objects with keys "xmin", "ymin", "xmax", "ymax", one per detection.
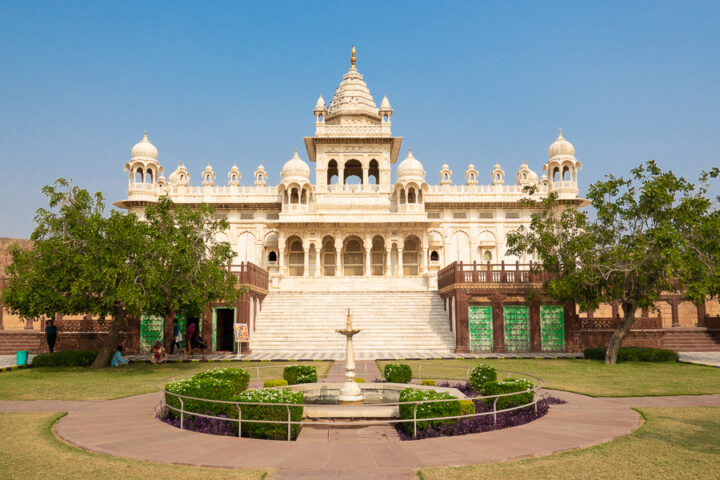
[{"xmin": 336, "ymin": 309, "xmax": 363, "ymax": 405}]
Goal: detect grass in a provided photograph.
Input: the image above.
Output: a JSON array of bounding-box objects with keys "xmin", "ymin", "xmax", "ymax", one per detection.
[
  {"xmin": 0, "ymin": 412, "xmax": 268, "ymax": 479},
  {"xmin": 418, "ymin": 407, "xmax": 720, "ymax": 480},
  {"xmin": 0, "ymin": 361, "xmax": 332, "ymax": 400},
  {"xmin": 377, "ymin": 359, "xmax": 720, "ymax": 397}
]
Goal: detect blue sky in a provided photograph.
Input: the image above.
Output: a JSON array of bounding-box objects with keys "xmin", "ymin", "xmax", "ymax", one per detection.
[{"xmin": 1, "ymin": 1, "xmax": 718, "ymax": 237}]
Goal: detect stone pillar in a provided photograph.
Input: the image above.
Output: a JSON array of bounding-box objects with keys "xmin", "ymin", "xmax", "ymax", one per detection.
[
  {"xmin": 397, "ymin": 248, "xmax": 404, "ymax": 277},
  {"xmin": 698, "ymin": 303, "xmax": 707, "ymax": 327},
  {"xmin": 492, "ymin": 297, "xmax": 505, "ymax": 353},
  {"xmin": 455, "ymin": 291, "xmax": 470, "ymax": 353},
  {"xmin": 315, "ymin": 248, "xmax": 321, "ymax": 277},
  {"xmin": 671, "ymin": 298, "xmax": 680, "ymax": 327},
  {"xmin": 421, "ymin": 246, "xmax": 429, "ymax": 275},
  {"xmin": 303, "ymin": 246, "xmax": 309, "ymax": 277},
  {"xmin": 362, "ymin": 167, "xmax": 368, "ymax": 190},
  {"xmin": 335, "ymin": 239, "xmax": 342, "ymax": 277},
  {"xmin": 385, "ymin": 248, "xmax": 392, "ymax": 276},
  {"xmin": 278, "ymin": 247, "xmax": 285, "ymax": 275},
  {"xmin": 338, "ymin": 167, "xmax": 345, "ymax": 187},
  {"xmin": 364, "ymin": 246, "xmax": 372, "ymax": 276}
]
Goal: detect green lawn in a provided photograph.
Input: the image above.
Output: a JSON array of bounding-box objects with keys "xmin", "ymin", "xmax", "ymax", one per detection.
[
  {"xmin": 418, "ymin": 407, "xmax": 720, "ymax": 480},
  {"xmin": 377, "ymin": 359, "xmax": 720, "ymax": 397},
  {"xmin": 0, "ymin": 412, "xmax": 268, "ymax": 479},
  {"xmin": 0, "ymin": 361, "xmax": 332, "ymax": 400}
]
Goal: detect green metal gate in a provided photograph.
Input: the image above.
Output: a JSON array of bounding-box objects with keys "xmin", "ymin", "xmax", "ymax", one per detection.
[
  {"xmin": 540, "ymin": 305, "xmax": 565, "ymax": 351},
  {"xmin": 469, "ymin": 306, "xmax": 493, "ymax": 351},
  {"xmin": 140, "ymin": 315, "xmax": 164, "ymax": 352},
  {"xmin": 503, "ymin": 306, "xmax": 530, "ymax": 352}
]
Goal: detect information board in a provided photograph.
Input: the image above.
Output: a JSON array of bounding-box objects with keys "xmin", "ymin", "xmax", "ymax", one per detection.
[
  {"xmin": 469, "ymin": 306, "xmax": 493, "ymax": 352},
  {"xmin": 140, "ymin": 315, "xmax": 164, "ymax": 352},
  {"xmin": 540, "ymin": 305, "xmax": 565, "ymax": 351},
  {"xmin": 234, "ymin": 323, "xmax": 249, "ymax": 342},
  {"xmin": 503, "ymin": 306, "xmax": 530, "ymax": 352}
]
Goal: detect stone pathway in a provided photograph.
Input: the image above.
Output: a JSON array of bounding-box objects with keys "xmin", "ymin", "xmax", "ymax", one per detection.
[
  {"xmin": 0, "ymin": 353, "xmax": 35, "ymax": 369},
  {"xmin": 679, "ymin": 352, "xmax": 720, "ymax": 367}
]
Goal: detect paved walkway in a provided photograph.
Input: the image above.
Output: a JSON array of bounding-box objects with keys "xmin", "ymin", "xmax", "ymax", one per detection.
[{"xmin": 679, "ymin": 352, "xmax": 720, "ymax": 367}]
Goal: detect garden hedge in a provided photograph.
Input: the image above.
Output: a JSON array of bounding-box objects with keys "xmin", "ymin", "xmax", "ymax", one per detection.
[
  {"xmin": 480, "ymin": 378, "xmax": 534, "ymax": 410},
  {"xmin": 283, "ymin": 365, "xmax": 317, "ymax": 384},
  {"xmin": 32, "ymin": 350, "xmax": 97, "ymax": 367},
  {"xmin": 164, "ymin": 377, "xmax": 236, "ymax": 419},
  {"xmin": 583, "ymin": 346, "xmax": 678, "ymax": 362},
  {"xmin": 264, "ymin": 379, "xmax": 289, "ymax": 387},
  {"xmin": 232, "ymin": 388, "xmax": 304, "ymax": 440},
  {"xmin": 420, "ymin": 379, "xmax": 436, "ymax": 386},
  {"xmin": 193, "ymin": 367, "xmax": 250, "ymax": 393},
  {"xmin": 398, "ymin": 387, "xmax": 461, "ymax": 434},
  {"xmin": 468, "ymin": 364, "xmax": 497, "ymax": 392},
  {"xmin": 384, "ymin": 363, "xmax": 413, "ymax": 383}
]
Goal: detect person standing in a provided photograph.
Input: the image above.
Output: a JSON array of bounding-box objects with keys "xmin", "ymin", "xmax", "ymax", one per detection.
[
  {"xmin": 45, "ymin": 319, "xmax": 58, "ymax": 353},
  {"xmin": 186, "ymin": 321, "xmax": 196, "ymax": 356},
  {"xmin": 171, "ymin": 318, "xmax": 181, "ymax": 354}
]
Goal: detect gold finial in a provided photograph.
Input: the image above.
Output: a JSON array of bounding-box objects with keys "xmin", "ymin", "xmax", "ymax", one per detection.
[
  {"xmin": 351, "ymin": 45, "xmax": 356, "ymax": 67},
  {"xmin": 558, "ymin": 128, "xmax": 563, "ymax": 138}
]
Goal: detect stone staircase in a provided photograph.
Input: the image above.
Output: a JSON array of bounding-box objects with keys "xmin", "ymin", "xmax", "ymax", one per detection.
[
  {"xmin": 0, "ymin": 331, "xmax": 44, "ymax": 355},
  {"xmin": 250, "ymin": 291, "xmax": 455, "ymax": 355},
  {"xmin": 662, "ymin": 328, "xmax": 720, "ymax": 352}
]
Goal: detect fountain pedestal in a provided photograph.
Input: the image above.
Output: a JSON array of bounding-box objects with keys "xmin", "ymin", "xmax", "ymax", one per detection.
[{"xmin": 336, "ymin": 310, "xmax": 363, "ymax": 405}]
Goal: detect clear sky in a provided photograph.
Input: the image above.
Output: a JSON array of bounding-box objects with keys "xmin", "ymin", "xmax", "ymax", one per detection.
[{"xmin": 1, "ymin": 1, "xmax": 718, "ymax": 238}]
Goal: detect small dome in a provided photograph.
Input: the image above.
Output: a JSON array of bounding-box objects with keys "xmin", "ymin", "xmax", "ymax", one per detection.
[
  {"xmin": 315, "ymin": 95, "xmax": 326, "ymax": 111},
  {"xmin": 397, "ymin": 149, "xmax": 425, "ymax": 181},
  {"xmin": 281, "ymin": 149, "xmax": 310, "ymax": 180},
  {"xmin": 168, "ymin": 162, "xmax": 190, "ymax": 186},
  {"xmin": 228, "ymin": 163, "xmax": 241, "ymax": 186},
  {"xmin": 380, "ymin": 95, "xmax": 392, "ymax": 111},
  {"xmin": 131, "ymin": 130, "xmax": 158, "ymax": 160},
  {"xmin": 516, "ymin": 163, "xmax": 538, "ymax": 185},
  {"xmin": 548, "ymin": 128, "xmax": 575, "ymax": 158}
]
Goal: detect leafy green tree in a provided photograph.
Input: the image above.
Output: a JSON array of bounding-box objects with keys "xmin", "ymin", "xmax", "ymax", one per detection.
[
  {"xmin": 507, "ymin": 161, "xmax": 718, "ymax": 364},
  {"xmin": 2, "ymin": 179, "xmax": 243, "ymax": 368}
]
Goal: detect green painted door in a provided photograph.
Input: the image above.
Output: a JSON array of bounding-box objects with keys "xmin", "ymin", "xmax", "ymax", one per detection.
[
  {"xmin": 212, "ymin": 309, "xmax": 217, "ymax": 352},
  {"xmin": 503, "ymin": 306, "xmax": 530, "ymax": 352},
  {"xmin": 469, "ymin": 306, "xmax": 493, "ymax": 351},
  {"xmin": 540, "ymin": 305, "xmax": 565, "ymax": 351},
  {"xmin": 140, "ymin": 315, "xmax": 164, "ymax": 352}
]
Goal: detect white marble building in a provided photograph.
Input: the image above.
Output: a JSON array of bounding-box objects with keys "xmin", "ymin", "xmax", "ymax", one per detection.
[{"xmin": 115, "ymin": 47, "xmax": 584, "ymax": 294}]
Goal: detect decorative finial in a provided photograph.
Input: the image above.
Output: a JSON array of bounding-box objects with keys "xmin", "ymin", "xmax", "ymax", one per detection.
[
  {"xmin": 558, "ymin": 128, "xmax": 563, "ymax": 138},
  {"xmin": 295, "ymin": 147, "xmax": 298, "ymax": 154},
  {"xmin": 351, "ymin": 45, "xmax": 356, "ymax": 67},
  {"xmin": 143, "ymin": 129, "xmax": 148, "ymax": 141}
]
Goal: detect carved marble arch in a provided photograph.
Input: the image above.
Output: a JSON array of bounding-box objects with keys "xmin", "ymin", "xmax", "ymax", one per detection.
[
  {"xmin": 448, "ymin": 230, "xmax": 471, "ymax": 264},
  {"xmin": 368, "ymin": 159, "xmax": 379, "ymax": 184},
  {"xmin": 343, "ymin": 159, "xmax": 363, "ymax": 185},
  {"xmin": 320, "ymin": 235, "xmax": 336, "ymax": 276},
  {"xmin": 145, "ymin": 168, "xmax": 154, "ymax": 183},
  {"xmin": 327, "ymin": 159, "xmax": 338, "ymax": 185},
  {"xmin": 371, "ymin": 235, "xmax": 385, "ymax": 275},
  {"xmin": 135, "ymin": 167, "xmax": 144, "ymax": 183},
  {"xmin": 286, "ymin": 236, "xmax": 304, "ymax": 276},
  {"xmin": 236, "ymin": 231, "xmax": 256, "ymax": 265},
  {"xmin": 402, "ymin": 235, "xmax": 421, "ymax": 276},
  {"xmin": 342, "ymin": 235, "xmax": 365, "ymax": 276}
]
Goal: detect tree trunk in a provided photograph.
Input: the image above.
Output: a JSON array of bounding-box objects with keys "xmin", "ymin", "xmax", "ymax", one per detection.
[
  {"xmin": 91, "ymin": 308, "xmax": 125, "ymax": 368},
  {"xmin": 605, "ymin": 302, "xmax": 638, "ymax": 364}
]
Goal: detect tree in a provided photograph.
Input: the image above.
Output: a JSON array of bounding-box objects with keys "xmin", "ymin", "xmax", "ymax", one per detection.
[
  {"xmin": 2, "ymin": 179, "xmax": 243, "ymax": 368},
  {"xmin": 507, "ymin": 161, "xmax": 718, "ymax": 364}
]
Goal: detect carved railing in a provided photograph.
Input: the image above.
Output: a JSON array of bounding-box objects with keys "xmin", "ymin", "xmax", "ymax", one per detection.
[
  {"xmin": 437, "ymin": 261, "xmax": 551, "ymax": 289},
  {"xmin": 579, "ymin": 316, "xmax": 662, "ymax": 330},
  {"xmin": 229, "ymin": 262, "xmax": 269, "ymax": 290}
]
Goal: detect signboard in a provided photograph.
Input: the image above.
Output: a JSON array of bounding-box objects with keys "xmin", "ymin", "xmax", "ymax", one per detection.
[
  {"xmin": 234, "ymin": 323, "xmax": 249, "ymax": 343},
  {"xmin": 469, "ymin": 306, "xmax": 493, "ymax": 352},
  {"xmin": 140, "ymin": 315, "xmax": 164, "ymax": 353},
  {"xmin": 540, "ymin": 305, "xmax": 565, "ymax": 351},
  {"xmin": 503, "ymin": 306, "xmax": 530, "ymax": 352}
]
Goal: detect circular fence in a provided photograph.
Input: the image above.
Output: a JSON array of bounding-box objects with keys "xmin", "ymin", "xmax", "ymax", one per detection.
[{"xmin": 156, "ymin": 364, "xmax": 546, "ymax": 441}]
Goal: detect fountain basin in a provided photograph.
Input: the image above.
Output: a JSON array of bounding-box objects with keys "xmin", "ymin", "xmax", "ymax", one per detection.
[{"xmin": 289, "ymin": 383, "xmax": 469, "ymax": 419}]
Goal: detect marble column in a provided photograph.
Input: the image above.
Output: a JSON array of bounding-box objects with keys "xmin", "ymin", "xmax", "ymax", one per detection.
[
  {"xmin": 397, "ymin": 248, "xmax": 404, "ymax": 277},
  {"xmin": 278, "ymin": 247, "xmax": 285, "ymax": 275},
  {"xmin": 421, "ymin": 246, "xmax": 429, "ymax": 275},
  {"xmin": 315, "ymin": 247, "xmax": 321, "ymax": 277},
  {"xmin": 303, "ymin": 246, "xmax": 309, "ymax": 277},
  {"xmin": 364, "ymin": 246, "xmax": 372, "ymax": 276},
  {"xmin": 335, "ymin": 240, "xmax": 342, "ymax": 277},
  {"xmin": 385, "ymin": 247, "xmax": 392, "ymax": 276},
  {"xmin": 362, "ymin": 167, "xmax": 369, "ymax": 191}
]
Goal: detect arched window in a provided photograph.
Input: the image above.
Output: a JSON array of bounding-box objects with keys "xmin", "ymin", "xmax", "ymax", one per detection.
[
  {"xmin": 135, "ymin": 167, "xmax": 143, "ymax": 183},
  {"xmin": 146, "ymin": 169, "xmax": 153, "ymax": 184},
  {"xmin": 408, "ymin": 188, "xmax": 416, "ymax": 203},
  {"xmin": 368, "ymin": 160, "xmax": 379, "ymax": 184},
  {"xmin": 301, "ymin": 189, "xmax": 307, "ymax": 204},
  {"xmin": 400, "ymin": 189, "xmax": 406, "ymax": 204},
  {"xmin": 343, "ymin": 159, "xmax": 362, "ymax": 185},
  {"xmin": 403, "ymin": 237, "xmax": 419, "ymax": 276},
  {"xmin": 562, "ymin": 166, "xmax": 570, "ymax": 181},
  {"xmin": 371, "ymin": 236, "xmax": 385, "ymax": 275},
  {"xmin": 483, "ymin": 250, "xmax": 492, "ymax": 262},
  {"xmin": 327, "ymin": 160, "xmax": 338, "ymax": 185},
  {"xmin": 430, "ymin": 250, "xmax": 439, "ymax": 262},
  {"xmin": 321, "ymin": 238, "xmax": 336, "ymax": 276},
  {"xmin": 288, "ymin": 240, "xmax": 304, "ymax": 276},
  {"xmin": 318, "ymin": 114, "xmax": 324, "ymax": 122},
  {"xmin": 268, "ymin": 251, "xmax": 277, "ymax": 262},
  {"xmin": 290, "ymin": 188, "xmax": 299, "ymax": 204},
  {"xmin": 553, "ymin": 168, "xmax": 559, "ymax": 182},
  {"xmin": 343, "ymin": 238, "xmax": 364, "ymax": 276},
  {"xmin": 383, "ymin": 115, "xmax": 388, "ymax": 122}
]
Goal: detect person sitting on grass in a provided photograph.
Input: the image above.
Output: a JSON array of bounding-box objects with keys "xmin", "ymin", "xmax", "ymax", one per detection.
[
  {"xmin": 150, "ymin": 341, "xmax": 167, "ymax": 364},
  {"xmin": 111, "ymin": 345, "xmax": 129, "ymax": 367}
]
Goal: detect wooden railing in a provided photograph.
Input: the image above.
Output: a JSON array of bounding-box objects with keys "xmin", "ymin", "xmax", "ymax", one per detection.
[
  {"xmin": 579, "ymin": 317, "xmax": 662, "ymax": 330},
  {"xmin": 437, "ymin": 261, "xmax": 551, "ymax": 289},
  {"xmin": 228, "ymin": 262, "xmax": 269, "ymax": 291}
]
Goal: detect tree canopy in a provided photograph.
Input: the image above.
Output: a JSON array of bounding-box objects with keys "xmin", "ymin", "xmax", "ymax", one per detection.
[
  {"xmin": 507, "ymin": 161, "xmax": 719, "ymax": 363},
  {"xmin": 2, "ymin": 179, "xmax": 243, "ymax": 367}
]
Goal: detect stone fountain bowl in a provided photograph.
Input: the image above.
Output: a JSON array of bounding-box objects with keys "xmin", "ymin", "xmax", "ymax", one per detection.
[{"xmin": 288, "ymin": 383, "xmax": 469, "ymax": 419}]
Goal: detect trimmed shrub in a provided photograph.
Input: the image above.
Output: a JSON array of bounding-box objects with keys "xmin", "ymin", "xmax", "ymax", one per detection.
[
  {"xmin": 459, "ymin": 399, "xmax": 476, "ymax": 416},
  {"xmin": 481, "ymin": 378, "xmax": 534, "ymax": 410},
  {"xmin": 398, "ymin": 388, "xmax": 461, "ymax": 434},
  {"xmin": 193, "ymin": 367, "xmax": 250, "ymax": 394},
  {"xmin": 468, "ymin": 364, "xmax": 497, "ymax": 392},
  {"xmin": 232, "ymin": 388, "xmax": 304, "ymax": 440},
  {"xmin": 421, "ymin": 379, "xmax": 436, "ymax": 386},
  {"xmin": 354, "ymin": 377, "xmax": 365, "ymax": 383},
  {"xmin": 264, "ymin": 379, "xmax": 289, "ymax": 388},
  {"xmin": 32, "ymin": 350, "xmax": 97, "ymax": 367},
  {"xmin": 164, "ymin": 377, "xmax": 236, "ymax": 419},
  {"xmin": 384, "ymin": 363, "xmax": 413, "ymax": 383},
  {"xmin": 583, "ymin": 346, "xmax": 678, "ymax": 362},
  {"xmin": 283, "ymin": 365, "xmax": 317, "ymax": 384}
]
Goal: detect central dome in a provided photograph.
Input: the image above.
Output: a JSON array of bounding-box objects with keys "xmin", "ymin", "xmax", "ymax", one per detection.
[
  {"xmin": 326, "ymin": 47, "xmax": 379, "ymax": 120},
  {"xmin": 281, "ymin": 149, "xmax": 310, "ymax": 180}
]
